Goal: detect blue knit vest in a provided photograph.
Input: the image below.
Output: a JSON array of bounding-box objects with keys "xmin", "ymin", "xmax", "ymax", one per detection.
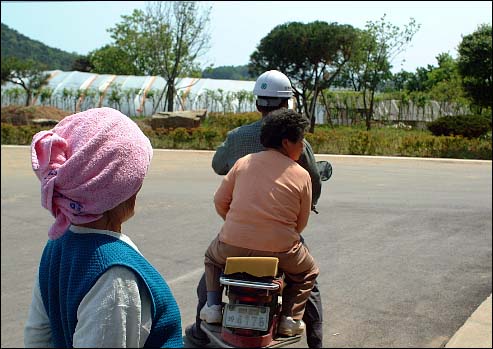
[{"xmin": 38, "ymin": 230, "xmax": 183, "ymax": 348}]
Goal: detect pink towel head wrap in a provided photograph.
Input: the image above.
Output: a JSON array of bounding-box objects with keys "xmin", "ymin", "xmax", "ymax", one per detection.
[{"xmin": 31, "ymin": 107, "xmax": 153, "ymax": 240}]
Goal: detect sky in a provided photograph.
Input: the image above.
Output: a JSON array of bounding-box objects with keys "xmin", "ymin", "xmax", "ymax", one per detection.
[{"xmin": 1, "ymin": 1, "xmax": 492, "ymax": 74}]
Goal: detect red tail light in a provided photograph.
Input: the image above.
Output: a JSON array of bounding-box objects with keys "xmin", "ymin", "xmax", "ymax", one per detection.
[{"xmin": 236, "ymin": 295, "xmax": 260, "ymax": 303}]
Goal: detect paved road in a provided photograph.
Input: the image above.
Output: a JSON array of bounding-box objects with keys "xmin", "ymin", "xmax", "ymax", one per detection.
[{"xmin": 1, "ymin": 146, "xmax": 491, "ymax": 348}]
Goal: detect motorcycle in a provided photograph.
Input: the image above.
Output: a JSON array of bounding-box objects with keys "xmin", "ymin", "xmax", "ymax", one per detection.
[
  {"xmin": 200, "ymin": 256, "xmax": 302, "ymax": 348},
  {"xmin": 200, "ymin": 160, "xmax": 332, "ymax": 347}
]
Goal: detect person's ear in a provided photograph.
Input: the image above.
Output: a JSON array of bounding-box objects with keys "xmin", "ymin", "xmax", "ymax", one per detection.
[{"xmin": 281, "ymin": 138, "xmax": 290, "ymax": 149}]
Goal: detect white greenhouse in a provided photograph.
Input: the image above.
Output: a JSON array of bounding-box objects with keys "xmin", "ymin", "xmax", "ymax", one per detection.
[
  {"xmin": 1, "ymin": 70, "xmax": 259, "ymax": 117},
  {"xmin": 1, "ymin": 70, "xmax": 468, "ymax": 125}
]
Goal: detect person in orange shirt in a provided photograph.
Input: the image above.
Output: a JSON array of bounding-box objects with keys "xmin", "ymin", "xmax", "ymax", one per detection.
[{"xmin": 200, "ymin": 108, "xmax": 320, "ymax": 337}]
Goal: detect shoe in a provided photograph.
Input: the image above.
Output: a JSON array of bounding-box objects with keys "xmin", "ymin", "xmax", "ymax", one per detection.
[
  {"xmin": 278, "ymin": 316, "xmax": 306, "ymax": 336},
  {"xmin": 185, "ymin": 323, "xmax": 210, "ymax": 347},
  {"xmin": 199, "ymin": 303, "xmax": 223, "ymax": 324}
]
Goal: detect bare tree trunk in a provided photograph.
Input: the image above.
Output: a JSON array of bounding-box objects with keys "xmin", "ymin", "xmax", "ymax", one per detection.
[
  {"xmin": 25, "ymin": 91, "xmax": 31, "ymax": 106},
  {"xmin": 308, "ymin": 88, "xmax": 320, "ymax": 133},
  {"xmin": 305, "ymin": 106, "xmax": 316, "ymax": 133},
  {"xmin": 166, "ymin": 81, "xmax": 174, "ymax": 112},
  {"xmin": 295, "ymin": 94, "xmax": 303, "ymax": 114},
  {"xmin": 307, "ymin": 109, "xmax": 316, "ymax": 133},
  {"xmin": 362, "ymin": 88, "xmax": 371, "ymax": 130},
  {"xmin": 152, "ymin": 87, "xmax": 167, "ymax": 114},
  {"xmin": 368, "ymin": 91, "xmax": 376, "ymax": 130},
  {"xmin": 320, "ymin": 92, "xmax": 334, "ymax": 127}
]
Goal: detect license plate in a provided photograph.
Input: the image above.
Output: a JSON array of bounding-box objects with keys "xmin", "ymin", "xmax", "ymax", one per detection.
[{"xmin": 223, "ymin": 304, "xmax": 270, "ymax": 331}]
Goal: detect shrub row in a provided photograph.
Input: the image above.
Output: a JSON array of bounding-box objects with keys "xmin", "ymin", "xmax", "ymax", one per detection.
[
  {"xmin": 2, "ymin": 115, "xmax": 491, "ymax": 160},
  {"xmin": 205, "ymin": 112, "xmax": 261, "ymax": 129},
  {"xmin": 427, "ymin": 114, "xmax": 491, "ymax": 138},
  {"xmin": 1, "ymin": 123, "xmax": 48, "ymax": 144},
  {"xmin": 142, "ymin": 126, "xmax": 228, "ymax": 150},
  {"xmin": 304, "ymin": 127, "xmax": 492, "ymax": 160}
]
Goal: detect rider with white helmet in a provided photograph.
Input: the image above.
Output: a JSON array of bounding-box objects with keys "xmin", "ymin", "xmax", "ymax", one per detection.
[
  {"xmin": 253, "ymin": 69, "xmax": 293, "ymax": 104},
  {"xmin": 186, "ymin": 70, "xmax": 325, "ymax": 349}
]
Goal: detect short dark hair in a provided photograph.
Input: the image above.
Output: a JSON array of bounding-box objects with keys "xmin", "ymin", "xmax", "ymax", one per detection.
[
  {"xmin": 256, "ymin": 98, "xmax": 289, "ymax": 113},
  {"xmin": 260, "ymin": 108, "xmax": 309, "ymax": 148}
]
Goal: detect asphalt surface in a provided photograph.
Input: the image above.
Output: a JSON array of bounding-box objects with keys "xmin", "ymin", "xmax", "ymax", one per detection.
[{"xmin": 1, "ymin": 146, "xmax": 491, "ymax": 348}]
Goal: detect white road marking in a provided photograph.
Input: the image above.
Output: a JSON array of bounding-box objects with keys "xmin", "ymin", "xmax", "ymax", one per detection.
[{"xmin": 168, "ymin": 267, "xmax": 204, "ymax": 286}]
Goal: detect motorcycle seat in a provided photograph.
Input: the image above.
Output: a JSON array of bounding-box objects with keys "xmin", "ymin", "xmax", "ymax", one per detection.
[{"xmin": 224, "ymin": 257, "xmax": 279, "ymax": 278}]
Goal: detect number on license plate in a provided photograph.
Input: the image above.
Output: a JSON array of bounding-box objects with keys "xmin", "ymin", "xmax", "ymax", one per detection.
[{"xmin": 223, "ymin": 304, "xmax": 270, "ymax": 331}]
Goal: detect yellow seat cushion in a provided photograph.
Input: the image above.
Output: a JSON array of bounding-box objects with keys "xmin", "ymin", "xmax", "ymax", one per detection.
[{"xmin": 224, "ymin": 257, "xmax": 279, "ymax": 277}]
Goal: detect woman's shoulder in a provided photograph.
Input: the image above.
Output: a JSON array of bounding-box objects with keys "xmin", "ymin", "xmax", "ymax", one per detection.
[{"xmin": 292, "ymin": 161, "xmax": 310, "ymax": 178}]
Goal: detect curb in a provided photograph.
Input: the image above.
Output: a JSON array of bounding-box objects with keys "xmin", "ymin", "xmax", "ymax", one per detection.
[
  {"xmin": 2, "ymin": 145, "xmax": 492, "ymax": 164},
  {"xmin": 445, "ymin": 294, "xmax": 492, "ymax": 348}
]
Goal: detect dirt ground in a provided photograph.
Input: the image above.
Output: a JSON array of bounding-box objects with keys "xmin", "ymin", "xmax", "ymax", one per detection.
[
  {"xmin": 0, "ymin": 105, "xmax": 153, "ymax": 130},
  {"xmin": 0, "ymin": 105, "xmax": 72, "ymax": 125}
]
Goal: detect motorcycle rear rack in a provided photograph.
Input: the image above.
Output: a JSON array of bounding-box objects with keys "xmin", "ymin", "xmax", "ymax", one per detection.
[
  {"xmin": 220, "ymin": 276, "xmax": 280, "ymax": 291},
  {"xmin": 200, "ymin": 323, "xmax": 301, "ymax": 348}
]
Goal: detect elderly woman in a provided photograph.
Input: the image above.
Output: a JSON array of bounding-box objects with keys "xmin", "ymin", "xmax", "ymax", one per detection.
[
  {"xmin": 200, "ymin": 108, "xmax": 320, "ymax": 337},
  {"xmin": 24, "ymin": 107, "xmax": 182, "ymax": 348}
]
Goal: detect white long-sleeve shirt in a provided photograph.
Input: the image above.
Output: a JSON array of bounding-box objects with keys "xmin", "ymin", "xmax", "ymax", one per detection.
[{"xmin": 24, "ymin": 225, "xmax": 152, "ymax": 348}]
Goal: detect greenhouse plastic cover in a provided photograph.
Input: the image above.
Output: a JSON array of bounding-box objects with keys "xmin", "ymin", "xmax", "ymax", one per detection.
[
  {"xmin": 4, "ymin": 70, "xmax": 454, "ymax": 123},
  {"xmin": 1, "ymin": 70, "xmax": 258, "ymax": 117}
]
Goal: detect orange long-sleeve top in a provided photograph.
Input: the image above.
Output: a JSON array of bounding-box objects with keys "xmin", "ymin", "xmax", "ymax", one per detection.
[{"xmin": 214, "ymin": 149, "xmax": 312, "ymax": 252}]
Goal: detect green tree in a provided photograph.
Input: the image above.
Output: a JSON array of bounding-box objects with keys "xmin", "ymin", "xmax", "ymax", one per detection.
[
  {"xmin": 426, "ymin": 53, "xmax": 467, "ymax": 113},
  {"xmin": 80, "ymin": 88, "xmax": 97, "ymax": 111},
  {"xmin": 89, "ymin": 45, "xmax": 140, "ymax": 75},
  {"xmin": 1, "ymin": 57, "xmax": 50, "ymax": 106},
  {"xmin": 384, "ymin": 70, "xmax": 414, "ymax": 91},
  {"xmin": 4, "ymin": 87, "xmax": 25, "ymax": 105},
  {"xmin": 71, "ymin": 55, "xmax": 93, "ymax": 72},
  {"xmin": 108, "ymin": 83, "xmax": 123, "ymax": 110},
  {"xmin": 427, "ymin": 53, "xmax": 459, "ymax": 87},
  {"xmin": 249, "ymin": 21, "xmax": 360, "ymax": 132},
  {"xmin": 234, "ymin": 90, "xmax": 254, "ymax": 113},
  {"xmin": 122, "ymin": 88, "xmax": 136, "ymax": 116},
  {"xmin": 342, "ymin": 14, "xmax": 420, "ymax": 130},
  {"xmin": 39, "ymin": 87, "xmax": 54, "ymax": 106},
  {"xmin": 73, "ymin": 89, "xmax": 85, "ymax": 112},
  {"xmin": 145, "ymin": 89, "xmax": 157, "ymax": 112},
  {"xmin": 457, "ymin": 23, "xmax": 492, "ymax": 113},
  {"xmin": 61, "ymin": 88, "xmax": 74, "ymax": 111},
  {"xmin": 108, "ymin": 1, "xmax": 211, "ymax": 113},
  {"xmin": 406, "ymin": 66, "xmax": 431, "ymax": 92},
  {"xmin": 202, "ymin": 65, "xmax": 254, "ymax": 80}
]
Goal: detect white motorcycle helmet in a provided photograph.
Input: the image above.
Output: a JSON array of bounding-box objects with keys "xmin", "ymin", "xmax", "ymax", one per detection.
[{"xmin": 253, "ymin": 70, "xmax": 293, "ymax": 107}]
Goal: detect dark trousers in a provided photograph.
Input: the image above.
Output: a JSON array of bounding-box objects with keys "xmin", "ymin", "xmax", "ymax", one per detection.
[{"xmin": 194, "ymin": 269, "xmax": 324, "ymax": 348}]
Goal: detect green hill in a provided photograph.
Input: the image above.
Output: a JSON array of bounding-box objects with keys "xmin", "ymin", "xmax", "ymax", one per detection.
[
  {"xmin": 1, "ymin": 23, "xmax": 80, "ymax": 71},
  {"xmin": 1, "ymin": 22, "xmax": 252, "ymax": 79}
]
